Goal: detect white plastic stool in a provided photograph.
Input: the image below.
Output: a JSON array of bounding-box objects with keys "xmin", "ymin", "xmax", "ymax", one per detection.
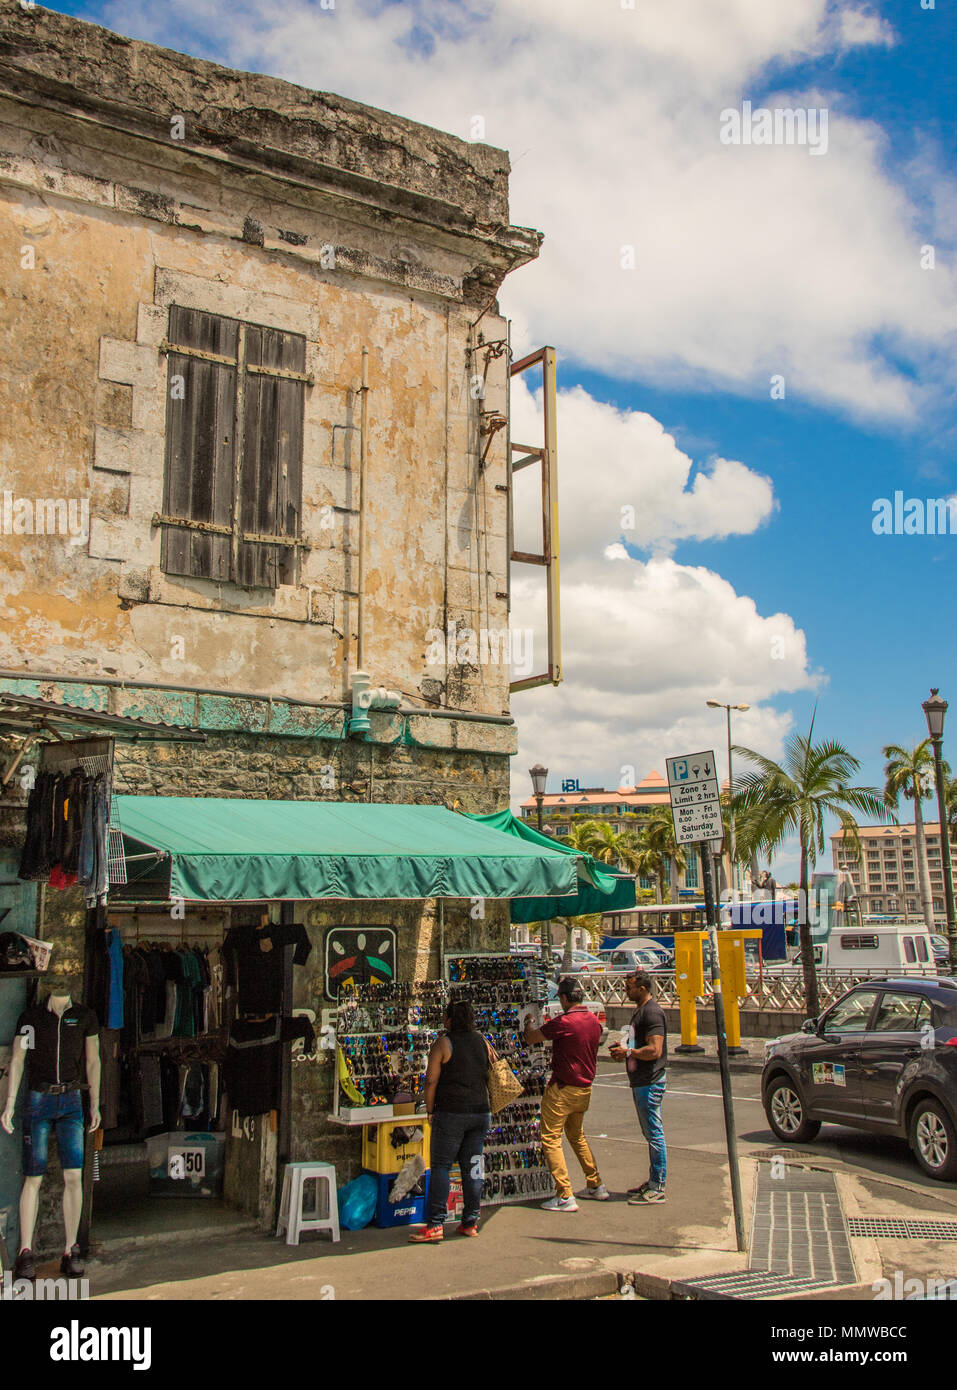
[{"xmin": 276, "ymin": 1161, "xmax": 340, "ymax": 1245}]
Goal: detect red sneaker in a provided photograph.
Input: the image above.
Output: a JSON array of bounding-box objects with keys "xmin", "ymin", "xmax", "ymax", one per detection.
[
  {"xmin": 457, "ymin": 1223, "xmax": 479, "ymax": 1237},
  {"xmin": 408, "ymin": 1225, "xmax": 444, "ymax": 1243}
]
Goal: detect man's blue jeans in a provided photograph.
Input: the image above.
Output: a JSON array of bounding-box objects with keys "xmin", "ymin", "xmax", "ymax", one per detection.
[
  {"xmin": 428, "ymin": 1110, "xmax": 491, "ymax": 1226},
  {"xmin": 632, "ymin": 1078, "xmax": 667, "ymax": 1188}
]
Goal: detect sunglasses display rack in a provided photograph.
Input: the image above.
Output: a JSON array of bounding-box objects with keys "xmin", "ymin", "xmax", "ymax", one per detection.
[
  {"xmin": 445, "ymin": 952, "xmax": 555, "ymax": 1207},
  {"xmin": 332, "ymin": 980, "xmax": 448, "ymax": 1123}
]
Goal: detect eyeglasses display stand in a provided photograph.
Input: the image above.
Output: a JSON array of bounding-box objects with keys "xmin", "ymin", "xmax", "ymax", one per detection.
[
  {"xmin": 445, "ymin": 952, "xmax": 555, "ymax": 1207},
  {"xmin": 329, "ymin": 980, "xmax": 446, "ymax": 1125}
]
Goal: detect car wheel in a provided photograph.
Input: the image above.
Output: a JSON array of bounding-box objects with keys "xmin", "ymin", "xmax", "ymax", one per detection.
[
  {"xmin": 764, "ymin": 1076, "xmax": 821, "ymax": 1144},
  {"xmin": 909, "ymin": 1098, "xmax": 957, "ymax": 1181}
]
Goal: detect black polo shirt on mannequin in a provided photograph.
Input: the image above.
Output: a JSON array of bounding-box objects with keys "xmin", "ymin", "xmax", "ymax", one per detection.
[{"xmin": 15, "ymin": 1001, "xmax": 99, "ymax": 1090}]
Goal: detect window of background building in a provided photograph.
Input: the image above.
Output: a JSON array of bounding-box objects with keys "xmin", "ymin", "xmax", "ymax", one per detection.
[{"xmin": 161, "ymin": 305, "xmax": 307, "ymax": 587}]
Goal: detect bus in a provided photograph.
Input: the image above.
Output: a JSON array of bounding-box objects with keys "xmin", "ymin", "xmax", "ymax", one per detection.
[{"xmin": 601, "ymin": 902, "xmax": 708, "ymax": 947}]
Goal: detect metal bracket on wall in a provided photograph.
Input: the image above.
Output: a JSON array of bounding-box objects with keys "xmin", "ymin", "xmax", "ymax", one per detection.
[{"xmin": 508, "ymin": 346, "xmax": 561, "ymax": 692}]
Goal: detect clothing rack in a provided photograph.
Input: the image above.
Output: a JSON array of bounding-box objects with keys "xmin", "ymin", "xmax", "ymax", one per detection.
[{"xmin": 38, "ymin": 734, "xmax": 126, "ymax": 886}]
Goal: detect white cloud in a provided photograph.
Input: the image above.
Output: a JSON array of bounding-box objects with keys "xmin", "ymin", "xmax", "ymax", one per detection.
[
  {"xmin": 510, "ymin": 378, "xmax": 776, "ymax": 559},
  {"xmin": 510, "ymin": 555, "xmax": 816, "ymax": 784},
  {"xmin": 98, "ymin": 0, "xmax": 957, "ymax": 421},
  {"xmin": 507, "ymin": 378, "xmax": 819, "ymax": 808},
  {"xmin": 834, "ymin": 7, "xmax": 896, "ymax": 51}
]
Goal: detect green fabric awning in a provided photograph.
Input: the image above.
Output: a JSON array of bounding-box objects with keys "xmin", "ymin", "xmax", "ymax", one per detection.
[
  {"xmin": 115, "ymin": 797, "xmax": 582, "ymax": 903},
  {"xmin": 466, "ymin": 810, "xmax": 636, "ymax": 923}
]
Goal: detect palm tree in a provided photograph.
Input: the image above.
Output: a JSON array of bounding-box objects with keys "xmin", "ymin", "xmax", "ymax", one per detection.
[
  {"xmin": 882, "ymin": 742, "xmax": 941, "ymax": 932},
  {"xmin": 571, "ymin": 820, "xmax": 642, "ymax": 872},
  {"xmin": 641, "ymin": 805, "xmax": 687, "ymax": 903},
  {"xmin": 633, "ymin": 841, "xmax": 666, "ymax": 904},
  {"xmin": 732, "ymin": 718, "xmax": 894, "ymax": 1018}
]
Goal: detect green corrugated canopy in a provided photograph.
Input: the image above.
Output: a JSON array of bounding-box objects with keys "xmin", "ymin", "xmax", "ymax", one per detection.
[
  {"xmin": 114, "ymin": 796, "xmax": 582, "ymax": 903},
  {"xmin": 466, "ymin": 810, "xmax": 637, "ymax": 923}
]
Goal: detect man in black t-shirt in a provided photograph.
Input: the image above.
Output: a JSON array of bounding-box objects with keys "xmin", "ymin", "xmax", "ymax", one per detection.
[{"xmin": 609, "ymin": 971, "xmax": 668, "ymax": 1203}]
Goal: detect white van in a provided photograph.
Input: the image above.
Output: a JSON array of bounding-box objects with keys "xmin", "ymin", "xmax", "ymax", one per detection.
[{"xmin": 767, "ymin": 925, "xmax": 937, "ymax": 976}]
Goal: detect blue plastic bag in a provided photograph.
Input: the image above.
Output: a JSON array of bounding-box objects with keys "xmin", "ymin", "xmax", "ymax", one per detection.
[{"xmin": 338, "ymin": 1173, "xmax": 378, "ymax": 1230}]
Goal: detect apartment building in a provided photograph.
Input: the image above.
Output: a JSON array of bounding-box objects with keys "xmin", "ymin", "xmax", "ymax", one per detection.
[{"xmin": 831, "ymin": 823, "xmax": 954, "ymax": 922}]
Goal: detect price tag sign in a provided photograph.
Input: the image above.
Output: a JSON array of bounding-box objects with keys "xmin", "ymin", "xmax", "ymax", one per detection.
[{"xmin": 168, "ymin": 1146, "xmax": 206, "ymax": 1180}]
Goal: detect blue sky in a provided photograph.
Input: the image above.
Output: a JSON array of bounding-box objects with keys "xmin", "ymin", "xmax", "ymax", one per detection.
[{"xmin": 45, "ymin": 0, "xmax": 957, "ymax": 876}]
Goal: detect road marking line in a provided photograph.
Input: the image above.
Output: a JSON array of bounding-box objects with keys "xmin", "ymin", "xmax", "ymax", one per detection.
[{"xmin": 591, "ymin": 1079, "xmax": 763, "ymax": 1104}]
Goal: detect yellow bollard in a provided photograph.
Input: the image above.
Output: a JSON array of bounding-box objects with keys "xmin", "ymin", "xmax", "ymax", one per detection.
[
  {"xmin": 715, "ymin": 929, "xmax": 763, "ymax": 1054},
  {"xmin": 673, "ymin": 931, "xmax": 708, "ymax": 1054}
]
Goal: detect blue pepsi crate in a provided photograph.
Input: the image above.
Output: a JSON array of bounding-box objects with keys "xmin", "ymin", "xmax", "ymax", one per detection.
[{"xmin": 369, "ymin": 1168, "xmax": 430, "ymax": 1228}]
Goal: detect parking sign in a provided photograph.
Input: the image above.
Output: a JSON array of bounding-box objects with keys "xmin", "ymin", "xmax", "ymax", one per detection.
[{"xmin": 666, "ymin": 750, "xmax": 723, "ymax": 845}]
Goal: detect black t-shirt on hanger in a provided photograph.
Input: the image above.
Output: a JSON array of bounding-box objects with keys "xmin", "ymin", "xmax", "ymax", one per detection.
[{"xmin": 221, "ymin": 921, "xmax": 311, "ymax": 1015}]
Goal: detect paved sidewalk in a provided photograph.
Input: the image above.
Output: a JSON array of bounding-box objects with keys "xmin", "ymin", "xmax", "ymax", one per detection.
[
  {"xmin": 88, "ymin": 1140, "xmax": 749, "ymax": 1301},
  {"xmin": 82, "ymin": 1063, "xmax": 957, "ymax": 1302}
]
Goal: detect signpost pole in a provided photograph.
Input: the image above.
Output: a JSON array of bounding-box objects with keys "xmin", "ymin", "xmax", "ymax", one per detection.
[
  {"xmin": 700, "ymin": 840, "xmax": 747, "ymax": 1254},
  {"xmin": 665, "ymin": 748, "xmax": 746, "ymax": 1256}
]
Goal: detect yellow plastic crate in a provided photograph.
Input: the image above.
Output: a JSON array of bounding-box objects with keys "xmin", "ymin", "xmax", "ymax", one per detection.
[{"xmin": 361, "ymin": 1118, "xmax": 431, "ymax": 1173}]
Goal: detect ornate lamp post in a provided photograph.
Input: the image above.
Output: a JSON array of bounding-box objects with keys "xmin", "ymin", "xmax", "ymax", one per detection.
[
  {"xmin": 707, "ymin": 701, "xmax": 750, "ymax": 897},
  {"xmin": 922, "ymin": 690, "xmax": 957, "ymax": 974},
  {"xmin": 529, "ymin": 763, "xmax": 548, "ymax": 832}
]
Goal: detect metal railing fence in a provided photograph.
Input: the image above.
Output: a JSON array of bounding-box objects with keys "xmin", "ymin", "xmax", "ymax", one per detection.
[{"xmin": 575, "ymin": 967, "xmax": 940, "ymax": 1012}]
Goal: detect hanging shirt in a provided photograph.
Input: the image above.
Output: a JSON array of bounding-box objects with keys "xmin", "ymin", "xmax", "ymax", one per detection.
[
  {"xmin": 105, "ymin": 928, "xmax": 124, "ymax": 1030},
  {"xmin": 221, "ymin": 922, "xmax": 312, "ymax": 1016},
  {"xmin": 224, "ymin": 1015, "xmax": 314, "ymax": 1116}
]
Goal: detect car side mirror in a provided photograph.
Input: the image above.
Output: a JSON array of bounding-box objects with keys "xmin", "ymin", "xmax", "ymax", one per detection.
[{"xmin": 801, "ymin": 1018, "xmax": 818, "ymax": 1034}]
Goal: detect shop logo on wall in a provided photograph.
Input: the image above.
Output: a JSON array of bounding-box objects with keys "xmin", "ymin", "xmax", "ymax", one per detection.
[{"xmin": 323, "ymin": 927, "xmax": 396, "ymax": 1001}]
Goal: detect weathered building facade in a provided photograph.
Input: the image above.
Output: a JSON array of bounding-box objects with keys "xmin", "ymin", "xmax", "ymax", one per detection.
[{"xmin": 0, "ymin": 1, "xmax": 543, "ymax": 1249}]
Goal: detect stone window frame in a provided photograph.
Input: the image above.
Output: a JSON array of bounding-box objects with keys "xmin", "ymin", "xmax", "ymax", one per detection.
[
  {"xmin": 158, "ymin": 304, "xmax": 310, "ymax": 589},
  {"xmin": 91, "ymin": 267, "xmax": 334, "ymax": 623}
]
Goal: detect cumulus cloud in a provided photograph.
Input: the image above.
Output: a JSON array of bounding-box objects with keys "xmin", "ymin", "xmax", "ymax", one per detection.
[
  {"xmin": 507, "ymin": 378, "xmax": 819, "ymax": 803},
  {"xmin": 510, "ymin": 378, "xmax": 776, "ymax": 559},
  {"xmin": 97, "ymin": 0, "xmax": 957, "ymax": 421},
  {"xmin": 510, "ymin": 553, "xmax": 818, "ymax": 782}
]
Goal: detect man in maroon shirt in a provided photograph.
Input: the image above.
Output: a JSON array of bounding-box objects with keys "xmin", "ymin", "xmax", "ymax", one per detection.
[{"xmin": 524, "ymin": 977, "xmax": 608, "ymax": 1211}]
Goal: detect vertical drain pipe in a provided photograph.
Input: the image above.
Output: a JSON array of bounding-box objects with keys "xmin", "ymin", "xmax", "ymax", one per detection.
[{"xmin": 357, "ymin": 346, "xmax": 369, "ymax": 672}]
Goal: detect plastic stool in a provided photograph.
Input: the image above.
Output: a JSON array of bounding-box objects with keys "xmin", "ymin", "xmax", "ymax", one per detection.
[{"xmin": 276, "ymin": 1161, "xmax": 340, "ymax": 1245}]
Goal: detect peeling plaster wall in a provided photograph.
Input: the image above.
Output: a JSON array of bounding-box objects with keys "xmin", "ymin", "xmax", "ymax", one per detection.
[
  {"xmin": 0, "ymin": 2, "xmax": 541, "ymax": 1243},
  {"xmin": 0, "ymin": 0, "xmax": 541, "ymax": 718}
]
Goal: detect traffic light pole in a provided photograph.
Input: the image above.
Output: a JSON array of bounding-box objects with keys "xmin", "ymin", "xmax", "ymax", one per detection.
[{"xmin": 700, "ymin": 841, "xmax": 747, "ymax": 1253}]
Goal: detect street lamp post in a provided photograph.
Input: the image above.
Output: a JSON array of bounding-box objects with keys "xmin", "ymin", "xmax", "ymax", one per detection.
[
  {"xmin": 529, "ymin": 763, "xmax": 548, "ymax": 833},
  {"xmin": 922, "ymin": 690, "xmax": 957, "ymax": 974},
  {"xmin": 707, "ymin": 701, "xmax": 750, "ymax": 898},
  {"xmin": 528, "ymin": 764, "xmax": 551, "ymax": 963}
]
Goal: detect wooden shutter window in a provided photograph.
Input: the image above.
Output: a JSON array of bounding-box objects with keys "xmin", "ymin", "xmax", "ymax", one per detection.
[
  {"xmin": 159, "ymin": 306, "xmax": 307, "ymax": 587},
  {"xmin": 238, "ymin": 324, "xmax": 306, "ymax": 588}
]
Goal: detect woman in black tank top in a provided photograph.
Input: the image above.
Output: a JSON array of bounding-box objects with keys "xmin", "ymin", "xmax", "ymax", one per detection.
[{"xmin": 409, "ymin": 1000, "xmax": 491, "ymax": 1242}]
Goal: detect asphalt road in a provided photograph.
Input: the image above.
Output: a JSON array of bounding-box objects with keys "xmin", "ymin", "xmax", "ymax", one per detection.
[{"xmin": 586, "ymin": 1063, "xmax": 954, "ymax": 1197}]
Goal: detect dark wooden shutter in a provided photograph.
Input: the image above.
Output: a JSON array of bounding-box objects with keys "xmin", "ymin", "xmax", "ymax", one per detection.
[
  {"xmin": 161, "ymin": 307, "xmax": 237, "ymax": 581},
  {"xmin": 237, "ymin": 325, "xmax": 306, "ymax": 588}
]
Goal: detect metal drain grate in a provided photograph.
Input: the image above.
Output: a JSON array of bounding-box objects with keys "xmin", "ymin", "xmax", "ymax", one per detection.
[
  {"xmin": 672, "ymin": 1270, "xmax": 847, "ymax": 1301},
  {"xmin": 749, "ymin": 1167, "xmax": 856, "ymax": 1285},
  {"xmin": 847, "ymin": 1217, "xmax": 957, "ymax": 1240}
]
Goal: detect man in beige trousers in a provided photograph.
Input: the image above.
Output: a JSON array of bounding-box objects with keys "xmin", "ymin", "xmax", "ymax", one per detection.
[{"xmin": 525, "ymin": 977, "xmax": 609, "ymax": 1211}]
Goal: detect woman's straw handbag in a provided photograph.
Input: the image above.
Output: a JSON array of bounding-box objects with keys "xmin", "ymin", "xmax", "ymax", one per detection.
[{"xmin": 485, "ymin": 1040, "xmax": 524, "ymax": 1114}]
